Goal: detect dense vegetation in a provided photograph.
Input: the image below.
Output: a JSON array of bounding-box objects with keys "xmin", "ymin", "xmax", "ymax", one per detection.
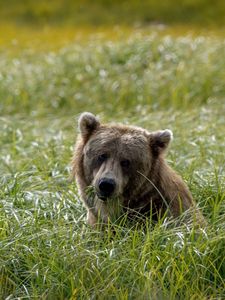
[
  {"xmin": 0, "ymin": 1, "xmax": 225, "ymax": 298},
  {"xmin": 1, "ymin": 34, "xmax": 225, "ymax": 116}
]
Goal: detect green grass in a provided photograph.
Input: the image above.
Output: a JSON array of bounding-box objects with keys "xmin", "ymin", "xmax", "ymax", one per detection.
[
  {"xmin": 1, "ymin": 33, "xmax": 225, "ymax": 115},
  {"xmin": 0, "ymin": 28, "xmax": 225, "ymax": 299}
]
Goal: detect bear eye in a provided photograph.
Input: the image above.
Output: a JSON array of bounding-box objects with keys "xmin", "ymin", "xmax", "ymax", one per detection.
[
  {"xmin": 120, "ymin": 159, "xmax": 130, "ymax": 168},
  {"xmin": 97, "ymin": 153, "xmax": 108, "ymax": 163}
]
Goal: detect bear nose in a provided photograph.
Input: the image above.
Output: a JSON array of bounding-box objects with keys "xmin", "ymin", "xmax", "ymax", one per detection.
[{"xmin": 98, "ymin": 178, "xmax": 116, "ymax": 199}]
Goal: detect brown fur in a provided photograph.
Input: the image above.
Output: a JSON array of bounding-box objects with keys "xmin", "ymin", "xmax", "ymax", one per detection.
[{"xmin": 72, "ymin": 112, "xmax": 204, "ymax": 226}]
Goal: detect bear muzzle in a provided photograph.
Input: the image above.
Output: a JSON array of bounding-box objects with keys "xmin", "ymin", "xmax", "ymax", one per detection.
[{"xmin": 97, "ymin": 178, "xmax": 116, "ymax": 200}]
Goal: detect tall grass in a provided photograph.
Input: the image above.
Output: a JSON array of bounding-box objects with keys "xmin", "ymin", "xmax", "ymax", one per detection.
[
  {"xmin": 1, "ymin": 33, "xmax": 225, "ymax": 116},
  {"xmin": 0, "ymin": 28, "xmax": 225, "ymax": 299}
]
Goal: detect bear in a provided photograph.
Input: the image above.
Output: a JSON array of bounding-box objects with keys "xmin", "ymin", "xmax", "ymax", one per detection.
[{"xmin": 72, "ymin": 112, "xmax": 204, "ymax": 227}]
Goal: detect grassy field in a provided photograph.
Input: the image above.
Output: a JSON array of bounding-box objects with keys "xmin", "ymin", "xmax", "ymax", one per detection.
[{"xmin": 0, "ymin": 21, "xmax": 225, "ymax": 299}]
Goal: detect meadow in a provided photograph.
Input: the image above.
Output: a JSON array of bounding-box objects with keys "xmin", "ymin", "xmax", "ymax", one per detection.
[{"xmin": 0, "ymin": 4, "xmax": 225, "ymax": 299}]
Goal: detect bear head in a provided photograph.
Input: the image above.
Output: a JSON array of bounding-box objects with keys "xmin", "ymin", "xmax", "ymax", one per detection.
[{"xmin": 76, "ymin": 112, "xmax": 173, "ymax": 203}]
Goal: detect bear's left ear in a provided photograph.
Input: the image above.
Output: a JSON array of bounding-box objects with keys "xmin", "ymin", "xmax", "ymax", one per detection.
[
  {"xmin": 78, "ymin": 112, "xmax": 100, "ymax": 139},
  {"xmin": 149, "ymin": 129, "xmax": 173, "ymax": 156}
]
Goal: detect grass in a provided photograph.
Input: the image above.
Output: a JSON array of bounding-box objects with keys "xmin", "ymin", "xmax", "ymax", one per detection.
[
  {"xmin": 0, "ymin": 24, "xmax": 225, "ymax": 299},
  {"xmin": 1, "ymin": 29, "xmax": 225, "ymax": 115}
]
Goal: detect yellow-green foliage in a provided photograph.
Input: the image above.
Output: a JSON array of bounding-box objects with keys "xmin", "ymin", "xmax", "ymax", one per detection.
[{"xmin": 1, "ymin": 0, "xmax": 225, "ymax": 25}]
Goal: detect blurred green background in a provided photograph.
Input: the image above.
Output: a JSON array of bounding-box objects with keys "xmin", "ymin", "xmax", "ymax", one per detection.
[
  {"xmin": 0, "ymin": 0, "xmax": 225, "ymax": 116},
  {"xmin": 0, "ymin": 0, "xmax": 225, "ymax": 26}
]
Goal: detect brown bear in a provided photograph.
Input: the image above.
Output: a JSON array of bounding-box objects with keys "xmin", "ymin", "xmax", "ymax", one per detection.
[{"xmin": 72, "ymin": 112, "xmax": 204, "ymax": 226}]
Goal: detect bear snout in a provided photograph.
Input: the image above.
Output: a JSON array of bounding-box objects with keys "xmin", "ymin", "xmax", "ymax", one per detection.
[{"xmin": 97, "ymin": 178, "xmax": 116, "ymax": 200}]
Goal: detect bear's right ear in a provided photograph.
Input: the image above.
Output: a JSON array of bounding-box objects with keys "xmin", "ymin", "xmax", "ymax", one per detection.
[{"xmin": 78, "ymin": 112, "xmax": 100, "ymax": 139}]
